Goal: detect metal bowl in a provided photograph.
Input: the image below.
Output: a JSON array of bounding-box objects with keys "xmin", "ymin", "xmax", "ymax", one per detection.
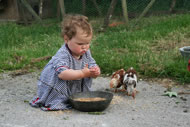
[
  {"xmin": 69, "ymin": 91, "xmax": 113, "ymax": 112},
  {"xmin": 179, "ymin": 46, "xmax": 190, "ymax": 59}
]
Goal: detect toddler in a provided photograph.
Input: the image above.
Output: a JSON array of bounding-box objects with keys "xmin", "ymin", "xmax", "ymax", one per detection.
[{"xmin": 30, "ymin": 14, "xmax": 101, "ymax": 111}]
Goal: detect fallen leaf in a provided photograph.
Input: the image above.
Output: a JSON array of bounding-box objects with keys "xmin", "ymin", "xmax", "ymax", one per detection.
[{"xmin": 162, "ymin": 91, "xmax": 178, "ymax": 97}]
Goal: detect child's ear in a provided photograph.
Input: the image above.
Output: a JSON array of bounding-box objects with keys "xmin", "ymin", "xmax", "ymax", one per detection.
[{"xmin": 64, "ymin": 35, "xmax": 69, "ymax": 43}]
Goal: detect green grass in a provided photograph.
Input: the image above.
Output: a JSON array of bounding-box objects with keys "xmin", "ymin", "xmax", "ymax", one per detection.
[
  {"xmin": 0, "ymin": 19, "xmax": 63, "ymax": 71},
  {"xmin": 91, "ymin": 14, "xmax": 190, "ymax": 83},
  {"xmin": 0, "ymin": 14, "xmax": 190, "ymax": 84}
]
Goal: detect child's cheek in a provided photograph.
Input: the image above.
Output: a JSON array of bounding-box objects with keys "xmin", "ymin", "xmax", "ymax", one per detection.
[{"xmin": 77, "ymin": 47, "xmax": 82, "ymax": 53}]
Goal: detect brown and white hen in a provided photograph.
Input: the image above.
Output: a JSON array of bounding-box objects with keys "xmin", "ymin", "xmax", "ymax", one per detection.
[
  {"xmin": 123, "ymin": 67, "xmax": 138, "ymax": 99},
  {"xmin": 110, "ymin": 69, "xmax": 125, "ymax": 92}
]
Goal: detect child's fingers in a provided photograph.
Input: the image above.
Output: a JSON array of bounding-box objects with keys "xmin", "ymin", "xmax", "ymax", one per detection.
[
  {"xmin": 92, "ymin": 69, "xmax": 100, "ymax": 75},
  {"xmin": 89, "ymin": 68, "xmax": 96, "ymax": 73},
  {"xmin": 89, "ymin": 66, "xmax": 100, "ymax": 77},
  {"xmin": 90, "ymin": 66, "xmax": 99, "ymax": 71},
  {"xmin": 95, "ymin": 70, "xmax": 100, "ymax": 75}
]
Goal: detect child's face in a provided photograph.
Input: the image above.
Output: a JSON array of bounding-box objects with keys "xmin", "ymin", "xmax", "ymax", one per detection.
[{"xmin": 64, "ymin": 28, "xmax": 92, "ymax": 59}]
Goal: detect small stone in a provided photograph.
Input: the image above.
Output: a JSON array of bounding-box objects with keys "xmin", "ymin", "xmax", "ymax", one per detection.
[
  {"xmin": 183, "ymin": 109, "xmax": 188, "ymax": 113},
  {"xmin": 182, "ymin": 105, "xmax": 190, "ymax": 109},
  {"xmin": 180, "ymin": 97, "xmax": 187, "ymax": 101}
]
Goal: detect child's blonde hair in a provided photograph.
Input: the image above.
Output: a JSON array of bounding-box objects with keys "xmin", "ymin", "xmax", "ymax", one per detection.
[{"xmin": 61, "ymin": 14, "xmax": 93, "ymax": 40}]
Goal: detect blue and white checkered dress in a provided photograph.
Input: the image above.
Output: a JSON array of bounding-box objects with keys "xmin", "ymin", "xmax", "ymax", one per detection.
[{"xmin": 30, "ymin": 44, "xmax": 97, "ymax": 111}]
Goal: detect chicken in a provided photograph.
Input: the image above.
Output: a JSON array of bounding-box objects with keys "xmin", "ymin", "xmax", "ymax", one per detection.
[
  {"xmin": 123, "ymin": 67, "xmax": 138, "ymax": 99},
  {"xmin": 188, "ymin": 59, "xmax": 190, "ymax": 71},
  {"xmin": 110, "ymin": 69, "xmax": 125, "ymax": 92}
]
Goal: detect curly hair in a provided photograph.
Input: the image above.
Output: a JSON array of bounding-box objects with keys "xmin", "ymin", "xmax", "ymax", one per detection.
[{"xmin": 61, "ymin": 14, "xmax": 93, "ymax": 40}]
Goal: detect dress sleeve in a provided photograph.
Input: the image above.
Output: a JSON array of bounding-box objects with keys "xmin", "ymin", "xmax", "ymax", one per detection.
[{"xmin": 52, "ymin": 54, "xmax": 70, "ymax": 74}]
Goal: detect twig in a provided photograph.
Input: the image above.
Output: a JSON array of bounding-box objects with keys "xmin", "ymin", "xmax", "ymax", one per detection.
[{"xmin": 178, "ymin": 91, "xmax": 190, "ymax": 95}]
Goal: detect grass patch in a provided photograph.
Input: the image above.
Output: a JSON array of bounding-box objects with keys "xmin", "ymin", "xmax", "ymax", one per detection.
[
  {"xmin": 91, "ymin": 14, "xmax": 190, "ymax": 83},
  {"xmin": 0, "ymin": 14, "xmax": 190, "ymax": 83}
]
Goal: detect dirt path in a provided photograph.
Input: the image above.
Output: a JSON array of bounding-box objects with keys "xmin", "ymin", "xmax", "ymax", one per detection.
[{"xmin": 0, "ymin": 71, "xmax": 189, "ymax": 127}]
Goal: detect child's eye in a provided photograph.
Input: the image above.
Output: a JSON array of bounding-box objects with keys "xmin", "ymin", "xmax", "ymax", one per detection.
[{"xmin": 77, "ymin": 43, "xmax": 90, "ymax": 46}]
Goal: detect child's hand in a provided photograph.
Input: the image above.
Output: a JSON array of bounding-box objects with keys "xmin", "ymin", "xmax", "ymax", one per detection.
[
  {"xmin": 89, "ymin": 66, "xmax": 101, "ymax": 78},
  {"xmin": 81, "ymin": 64, "xmax": 91, "ymax": 77},
  {"xmin": 81, "ymin": 65, "xmax": 101, "ymax": 78}
]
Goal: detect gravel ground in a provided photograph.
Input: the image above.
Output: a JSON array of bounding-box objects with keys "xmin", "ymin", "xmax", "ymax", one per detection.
[{"xmin": 0, "ymin": 71, "xmax": 190, "ymax": 127}]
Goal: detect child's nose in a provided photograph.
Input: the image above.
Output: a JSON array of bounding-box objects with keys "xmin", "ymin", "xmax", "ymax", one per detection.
[{"xmin": 82, "ymin": 45, "xmax": 87, "ymax": 49}]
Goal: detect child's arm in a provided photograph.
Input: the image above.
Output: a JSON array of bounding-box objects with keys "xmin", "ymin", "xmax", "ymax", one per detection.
[{"xmin": 58, "ymin": 65, "xmax": 91, "ymax": 80}]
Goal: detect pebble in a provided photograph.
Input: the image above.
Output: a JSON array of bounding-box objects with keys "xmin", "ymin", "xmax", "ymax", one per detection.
[
  {"xmin": 183, "ymin": 109, "xmax": 188, "ymax": 113},
  {"xmin": 180, "ymin": 96, "xmax": 187, "ymax": 101},
  {"xmin": 182, "ymin": 105, "xmax": 190, "ymax": 109}
]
